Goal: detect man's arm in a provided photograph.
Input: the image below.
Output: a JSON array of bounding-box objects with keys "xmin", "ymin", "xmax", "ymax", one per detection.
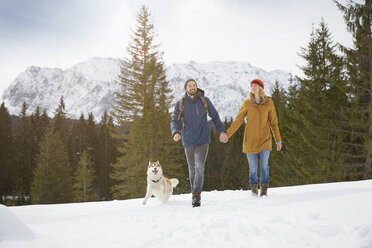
[
  {"xmin": 170, "ymin": 100, "xmax": 181, "ymax": 138},
  {"xmin": 205, "ymin": 97, "xmax": 225, "ymax": 134}
]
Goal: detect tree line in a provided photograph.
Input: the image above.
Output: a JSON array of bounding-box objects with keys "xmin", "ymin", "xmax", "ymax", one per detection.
[
  {"xmin": 0, "ymin": 1, "xmax": 371, "ymax": 205},
  {"xmin": 0, "ymin": 99, "xmax": 118, "ymax": 205}
]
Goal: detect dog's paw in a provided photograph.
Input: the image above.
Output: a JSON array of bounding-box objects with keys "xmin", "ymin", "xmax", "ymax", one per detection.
[{"xmin": 142, "ymin": 201, "xmax": 147, "ymax": 205}]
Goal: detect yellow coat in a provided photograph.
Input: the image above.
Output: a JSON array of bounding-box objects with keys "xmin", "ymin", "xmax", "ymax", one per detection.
[{"xmin": 226, "ymin": 97, "xmax": 281, "ymax": 154}]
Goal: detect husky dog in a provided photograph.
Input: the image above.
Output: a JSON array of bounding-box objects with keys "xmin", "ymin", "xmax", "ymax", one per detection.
[{"xmin": 143, "ymin": 161, "xmax": 179, "ymax": 205}]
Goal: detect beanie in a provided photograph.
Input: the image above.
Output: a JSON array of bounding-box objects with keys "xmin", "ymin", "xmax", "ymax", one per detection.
[
  {"xmin": 184, "ymin": 79, "xmax": 197, "ymax": 90},
  {"xmin": 250, "ymin": 79, "xmax": 264, "ymax": 89}
]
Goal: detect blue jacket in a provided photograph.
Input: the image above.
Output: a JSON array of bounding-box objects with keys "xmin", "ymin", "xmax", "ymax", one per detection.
[{"xmin": 170, "ymin": 90, "xmax": 225, "ymax": 147}]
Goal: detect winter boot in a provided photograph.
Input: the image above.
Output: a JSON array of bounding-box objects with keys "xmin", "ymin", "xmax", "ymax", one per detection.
[
  {"xmin": 192, "ymin": 192, "xmax": 201, "ymax": 207},
  {"xmin": 260, "ymin": 183, "xmax": 269, "ymax": 197},
  {"xmin": 250, "ymin": 184, "xmax": 258, "ymax": 196}
]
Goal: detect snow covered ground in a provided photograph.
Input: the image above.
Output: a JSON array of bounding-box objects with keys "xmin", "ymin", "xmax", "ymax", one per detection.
[{"xmin": 1, "ymin": 180, "xmax": 372, "ymax": 248}]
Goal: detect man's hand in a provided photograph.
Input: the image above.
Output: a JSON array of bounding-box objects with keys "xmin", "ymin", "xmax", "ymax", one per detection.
[
  {"xmin": 219, "ymin": 132, "xmax": 229, "ymax": 143},
  {"xmin": 173, "ymin": 133, "xmax": 181, "ymax": 142},
  {"xmin": 276, "ymin": 143, "xmax": 282, "ymax": 151}
]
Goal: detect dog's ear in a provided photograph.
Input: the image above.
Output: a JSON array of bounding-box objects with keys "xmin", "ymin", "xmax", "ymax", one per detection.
[{"xmin": 157, "ymin": 160, "xmax": 159, "ymax": 164}]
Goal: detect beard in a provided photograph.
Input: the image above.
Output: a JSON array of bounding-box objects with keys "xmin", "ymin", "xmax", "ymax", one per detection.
[{"xmin": 187, "ymin": 89, "xmax": 197, "ymax": 96}]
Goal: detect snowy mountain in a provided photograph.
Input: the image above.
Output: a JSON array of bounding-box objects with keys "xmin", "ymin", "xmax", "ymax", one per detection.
[
  {"xmin": 1, "ymin": 57, "xmax": 293, "ymax": 121},
  {"xmin": 1, "ymin": 180, "xmax": 372, "ymax": 248}
]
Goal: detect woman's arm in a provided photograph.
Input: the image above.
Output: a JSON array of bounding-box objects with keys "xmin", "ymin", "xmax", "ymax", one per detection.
[
  {"xmin": 268, "ymin": 100, "xmax": 282, "ymax": 143},
  {"xmin": 226, "ymin": 101, "xmax": 247, "ymax": 138}
]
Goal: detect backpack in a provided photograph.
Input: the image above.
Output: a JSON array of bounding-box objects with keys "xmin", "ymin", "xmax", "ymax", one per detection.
[{"xmin": 177, "ymin": 93, "xmax": 209, "ymax": 120}]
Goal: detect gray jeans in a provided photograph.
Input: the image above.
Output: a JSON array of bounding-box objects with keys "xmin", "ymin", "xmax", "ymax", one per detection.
[{"xmin": 184, "ymin": 143, "xmax": 209, "ymax": 193}]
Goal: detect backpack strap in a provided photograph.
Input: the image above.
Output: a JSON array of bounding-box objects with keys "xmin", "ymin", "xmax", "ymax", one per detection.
[
  {"xmin": 200, "ymin": 96, "xmax": 209, "ymax": 116},
  {"xmin": 177, "ymin": 95, "xmax": 209, "ymax": 121},
  {"xmin": 177, "ymin": 97, "xmax": 184, "ymax": 120}
]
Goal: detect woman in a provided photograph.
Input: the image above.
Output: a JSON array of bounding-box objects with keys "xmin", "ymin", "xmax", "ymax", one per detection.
[{"xmin": 225, "ymin": 79, "xmax": 282, "ymax": 197}]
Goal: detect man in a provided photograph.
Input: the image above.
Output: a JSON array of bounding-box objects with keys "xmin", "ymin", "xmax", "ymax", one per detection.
[{"xmin": 171, "ymin": 79, "xmax": 228, "ymax": 207}]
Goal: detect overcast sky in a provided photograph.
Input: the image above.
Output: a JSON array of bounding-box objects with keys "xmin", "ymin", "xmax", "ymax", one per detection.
[{"xmin": 0, "ymin": 0, "xmax": 354, "ymax": 96}]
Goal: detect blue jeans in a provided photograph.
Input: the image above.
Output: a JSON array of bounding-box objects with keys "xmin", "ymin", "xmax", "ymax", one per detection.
[{"xmin": 246, "ymin": 150, "xmax": 270, "ymax": 184}]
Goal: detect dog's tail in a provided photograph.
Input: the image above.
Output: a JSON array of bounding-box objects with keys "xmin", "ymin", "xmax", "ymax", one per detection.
[{"xmin": 170, "ymin": 178, "xmax": 179, "ymax": 188}]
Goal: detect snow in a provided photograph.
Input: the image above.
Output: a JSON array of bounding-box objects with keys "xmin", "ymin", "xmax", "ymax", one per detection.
[
  {"xmin": 0, "ymin": 205, "xmax": 34, "ymax": 241},
  {"xmin": 1, "ymin": 180, "xmax": 372, "ymax": 248}
]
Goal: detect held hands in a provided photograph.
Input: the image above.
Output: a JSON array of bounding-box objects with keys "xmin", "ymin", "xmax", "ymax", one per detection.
[
  {"xmin": 174, "ymin": 132, "xmax": 229, "ymax": 143},
  {"xmin": 173, "ymin": 133, "xmax": 181, "ymax": 142},
  {"xmin": 219, "ymin": 132, "xmax": 229, "ymax": 143}
]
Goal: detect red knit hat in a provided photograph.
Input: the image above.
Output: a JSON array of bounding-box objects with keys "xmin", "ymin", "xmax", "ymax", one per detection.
[{"xmin": 251, "ymin": 79, "xmax": 264, "ymax": 89}]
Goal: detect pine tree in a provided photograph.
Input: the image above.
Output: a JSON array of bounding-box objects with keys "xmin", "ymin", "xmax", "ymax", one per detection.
[
  {"xmin": 97, "ymin": 111, "xmax": 118, "ymax": 200},
  {"xmin": 30, "ymin": 106, "xmax": 49, "ymax": 169},
  {"xmin": 86, "ymin": 112, "xmax": 100, "ymax": 197},
  {"xmin": 31, "ymin": 128, "xmax": 72, "ymax": 204},
  {"xmin": 220, "ymin": 119, "xmax": 247, "ymax": 190},
  {"xmin": 40, "ymin": 110, "xmax": 50, "ymax": 139},
  {"xmin": 286, "ymin": 20, "xmax": 347, "ymax": 183},
  {"xmin": 204, "ymin": 126, "xmax": 224, "ymax": 191},
  {"xmin": 53, "ymin": 96, "xmax": 69, "ymax": 145},
  {"xmin": 53, "ymin": 96, "xmax": 73, "ymax": 176},
  {"xmin": 13, "ymin": 102, "xmax": 34, "ymax": 204},
  {"xmin": 279, "ymin": 76, "xmax": 307, "ymax": 185},
  {"xmin": 149, "ymin": 58, "xmax": 187, "ymax": 194},
  {"xmin": 335, "ymin": 0, "xmax": 372, "ymax": 179},
  {"xmin": 68, "ymin": 113, "xmax": 88, "ymax": 172},
  {"xmin": 0, "ymin": 103, "xmax": 14, "ymax": 204},
  {"xmin": 41, "ymin": 109, "xmax": 50, "ymax": 127},
  {"xmin": 110, "ymin": 5, "xmax": 179, "ymax": 199},
  {"xmin": 73, "ymin": 151, "xmax": 96, "ymax": 202},
  {"xmin": 270, "ymin": 81, "xmax": 293, "ymax": 186}
]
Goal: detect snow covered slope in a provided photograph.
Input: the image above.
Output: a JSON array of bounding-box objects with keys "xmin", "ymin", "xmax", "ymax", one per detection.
[
  {"xmin": 1, "ymin": 180, "xmax": 372, "ymax": 248},
  {"xmin": 1, "ymin": 57, "xmax": 292, "ymax": 121}
]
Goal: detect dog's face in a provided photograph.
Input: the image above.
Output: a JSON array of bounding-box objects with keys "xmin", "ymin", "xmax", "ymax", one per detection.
[{"xmin": 147, "ymin": 161, "xmax": 163, "ymax": 178}]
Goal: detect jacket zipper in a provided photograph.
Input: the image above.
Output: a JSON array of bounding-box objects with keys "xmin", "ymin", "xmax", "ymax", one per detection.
[
  {"xmin": 258, "ymin": 105, "xmax": 261, "ymax": 151},
  {"xmin": 195, "ymin": 104, "xmax": 199, "ymax": 115}
]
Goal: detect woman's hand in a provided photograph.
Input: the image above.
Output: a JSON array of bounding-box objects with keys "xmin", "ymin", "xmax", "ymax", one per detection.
[{"xmin": 276, "ymin": 143, "xmax": 282, "ymax": 151}]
